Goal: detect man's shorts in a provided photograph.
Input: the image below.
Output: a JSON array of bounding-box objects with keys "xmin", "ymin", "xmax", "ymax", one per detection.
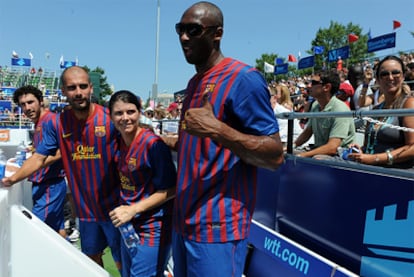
[
  {"xmin": 79, "ymin": 220, "xmax": 121, "ymax": 263},
  {"xmin": 172, "ymin": 231, "xmax": 248, "ymax": 277},
  {"xmin": 32, "ymin": 178, "xmax": 67, "ymax": 231}
]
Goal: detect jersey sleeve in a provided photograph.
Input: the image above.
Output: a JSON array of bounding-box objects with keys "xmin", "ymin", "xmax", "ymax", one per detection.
[
  {"xmin": 148, "ymin": 139, "xmax": 177, "ymax": 191},
  {"xmin": 35, "ymin": 114, "xmax": 59, "ymax": 156},
  {"xmin": 227, "ymin": 70, "xmax": 279, "ymax": 136}
]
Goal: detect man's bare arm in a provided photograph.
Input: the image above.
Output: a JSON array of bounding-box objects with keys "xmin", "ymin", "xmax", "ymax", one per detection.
[{"xmin": 2, "ymin": 153, "xmax": 47, "ymax": 186}]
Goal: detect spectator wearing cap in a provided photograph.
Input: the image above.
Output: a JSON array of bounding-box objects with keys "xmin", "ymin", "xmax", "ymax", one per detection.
[
  {"xmin": 166, "ymin": 102, "xmax": 180, "ymax": 119},
  {"xmin": 144, "ymin": 106, "xmax": 154, "ymax": 119},
  {"xmin": 163, "ymin": 102, "xmax": 180, "ymax": 135},
  {"xmin": 336, "ymin": 82, "xmax": 354, "ymax": 108}
]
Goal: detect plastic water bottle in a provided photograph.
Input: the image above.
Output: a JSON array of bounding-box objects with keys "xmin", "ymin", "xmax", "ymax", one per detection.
[
  {"xmin": 337, "ymin": 147, "xmax": 344, "ymax": 159},
  {"xmin": 119, "ymin": 222, "xmax": 139, "ymax": 249},
  {"xmin": 0, "ymin": 149, "xmax": 7, "ymax": 180},
  {"xmin": 15, "ymin": 141, "xmax": 27, "ymax": 166}
]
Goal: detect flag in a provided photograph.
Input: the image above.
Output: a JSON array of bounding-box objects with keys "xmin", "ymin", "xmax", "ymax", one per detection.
[
  {"xmin": 348, "ymin": 34, "xmax": 359, "ymax": 43},
  {"xmin": 393, "ymin": 20, "xmax": 401, "ymax": 30},
  {"xmin": 75, "ymin": 56, "xmax": 79, "ymax": 66},
  {"xmin": 11, "ymin": 58, "xmax": 31, "ymax": 67},
  {"xmin": 275, "ymin": 58, "xmax": 284, "ymax": 65},
  {"xmin": 367, "ymin": 29, "xmax": 372, "ymax": 40},
  {"xmin": 287, "ymin": 54, "xmax": 297, "ymax": 62},
  {"xmin": 29, "ymin": 52, "xmax": 34, "ymax": 60},
  {"xmin": 298, "ymin": 51, "xmax": 301, "ymax": 59},
  {"xmin": 274, "ymin": 63, "xmax": 288, "ymax": 75},
  {"xmin": 298, "ymin": 56, "xmax": 315, "ymax": 70},
  {"xmin": 59, "ymin": 55, "xmax": 64, "ymax": 68},
  {"xmin": 313, "ymin": 46, "xmax": 325, "ymax": 55},
  {"xmin": 264, "ymin": 61, "xmax": 274, "ymax": 73},
  {"xmin": 12, "ymin": 50, "xmax": 19, "ymax": 58}
]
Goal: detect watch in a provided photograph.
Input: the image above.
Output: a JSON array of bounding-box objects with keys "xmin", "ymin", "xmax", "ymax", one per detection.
[{"xmin": 386, "ymin": 150, "xmax": 394, "ymax": 165}]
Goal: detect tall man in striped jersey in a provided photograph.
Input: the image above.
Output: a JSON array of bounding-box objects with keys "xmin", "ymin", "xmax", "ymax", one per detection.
[
  {"xmin": 12, "ymin": 85, "xmax": 67, "ymax": 238},
  {"xmin": 3, "ymin": 66, "xmax": 121, "ymax": 271},
  {"xmin": 167, "ymin": 2, "xmax": 284, "ymax": 276}
]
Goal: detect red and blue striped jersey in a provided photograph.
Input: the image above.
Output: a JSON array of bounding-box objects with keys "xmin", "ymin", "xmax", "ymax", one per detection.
[
  {"xmin": 118, "ymin": 129, "xmax": 176, "ymax": 246},
  {"xmin": 29, "ymin": 110, "xmax": 65, "ymax": 183},
  {"xmin": 174, "ymin": 58, "xmax": 279, "ymax": 243},
  {"xmin": 36, "ymin": 104, "xmax": 120, "ymax": 221}
]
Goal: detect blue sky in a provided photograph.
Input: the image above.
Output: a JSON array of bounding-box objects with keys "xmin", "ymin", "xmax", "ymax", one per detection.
[{"xmin": 1, "ymin": 0, "xmax": 413, "ymax": 100}]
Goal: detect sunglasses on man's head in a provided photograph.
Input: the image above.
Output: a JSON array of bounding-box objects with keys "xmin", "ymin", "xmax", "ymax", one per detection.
[
  {"xmin": 175, "ymin": 23, "xmax": 218, "ymax": 37},
  {"xmin": 65, "ymin": 83, "xmax": 89, "ymax": 91},
  {"xmin": 379, "ymin": 70, "xmax": 402, "ymax": 78}
]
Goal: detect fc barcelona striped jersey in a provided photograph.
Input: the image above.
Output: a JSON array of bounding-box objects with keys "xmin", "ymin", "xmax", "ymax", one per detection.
[
  {"xmin": 174, "ymin": 58, "xmax": 279, "ymax": 243},
  {"xmin": 118, "ymin": 129, "xmax": 176, "ymax": 246},
  {"xmin": 29, "ymin": 110, "xmax": 65, "ymax": 183},
  {"xmin": 36, "ymin": 104, "xmax": 120, "ymax": 221}
]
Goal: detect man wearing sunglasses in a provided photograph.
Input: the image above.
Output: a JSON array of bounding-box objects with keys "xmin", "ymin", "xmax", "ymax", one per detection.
[
  {"xmin": 294, "ymin": 70, "xmax": 356, "ymax": 158},
  {"xmin": 3, "ymin": 66, "xmax": 122, "ymax": 273},
  {"xmin": 165, "ymin": 2, "xmax": 284, "ymax": 277}
]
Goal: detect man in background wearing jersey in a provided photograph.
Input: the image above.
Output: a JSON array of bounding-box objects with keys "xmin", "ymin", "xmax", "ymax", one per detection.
[
  {"xmin": 165, "ymin": 2, "xmax": 284, "ymax": 276},
  {"xmin": 12, "ymin": 85, "xmax": 67, "ymax": 239},
  {"xmin": 3, "ymin": 66, "xmax": 121, "ymax": 272}
]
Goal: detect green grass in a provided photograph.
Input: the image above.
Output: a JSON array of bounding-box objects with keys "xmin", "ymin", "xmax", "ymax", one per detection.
[
  {"xmin": 72, "ymin": 240, "xmax": 120, "ymax": 277},
  {"xmin": 103, "ymin": 247, "xmax": 121, "ymax": 277}
]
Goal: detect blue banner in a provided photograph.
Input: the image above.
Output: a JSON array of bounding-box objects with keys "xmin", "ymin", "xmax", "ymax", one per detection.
[
  {"xmin": 60, "ymin": 61, "xmax": 77, "ymax": 69},
  {"xmin": 1, "ymin": 87, "xmax": 16, "ymax": 95},
  {"xmin": 298, "ymin": 56, "xmax": 315, "ymax": 70},
  {"xmin": 313, "ymin": 46, "xmax": 325, "ymax": 55},
  {"xmin": 274, "ymin": 63, "xmax": 288, "ymax": 75},
  {"xmin": 367, "ymin": 32, "xmax": 396, "ymax": 53},
  {"xmin": 328, "ymin": 46, "xmax": 350, "ymax": 62},
  {"xmin": 11, "ymin": 58, "xmax": 31, "ymax": 67}
]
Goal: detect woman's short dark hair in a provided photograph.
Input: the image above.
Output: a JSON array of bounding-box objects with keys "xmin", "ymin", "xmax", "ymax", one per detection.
[{"xmin": 108, "ymin": 90, "xmax": 142, "ymax": 114}]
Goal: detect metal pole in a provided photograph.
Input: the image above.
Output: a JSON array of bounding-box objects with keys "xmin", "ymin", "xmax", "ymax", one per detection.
[{"xmin": 152, "ymin": 0, "xmax": 160, "ymax": 104}]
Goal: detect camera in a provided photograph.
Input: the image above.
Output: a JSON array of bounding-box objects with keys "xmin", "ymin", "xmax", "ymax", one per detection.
[{"xmin": 341, "ymin": 146, "xmax": 360, "ymax": 160}]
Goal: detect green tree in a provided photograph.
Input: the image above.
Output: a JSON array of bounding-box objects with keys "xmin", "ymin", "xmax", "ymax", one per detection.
[
  {"xmin": 82, "ymin": 66, "xmax": 113, "ymax": 104},
  {"xmin": 255, "ymin": 21, "xmax": 377, "ymax": 81},
  {"xmin": 310, "ymin": 21, "xmax": 374, "ymax": 70}
]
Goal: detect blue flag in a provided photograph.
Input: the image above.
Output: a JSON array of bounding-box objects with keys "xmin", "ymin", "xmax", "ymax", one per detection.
[
  {"xmin": 60, "ymin": 61, "xmax": 77, "ymax": 69},
  {"xmin": 313, "ymin": 46, "xmax": 325, "ymax": 55},
  {"xmin": 274, "ymin": 63, "xmax": 288, "ymax": 75},
  {"xmin": 275, "ymin": 58, "xmax": 284, "ymax": 65},
  {"xmin": 367, "ymin": 32, "xmax": 396, "ymax": 53},
  {"xmin": 298, "ymin": 56, "xmax": 315, "ymax": 70},
  {"xmin": 327, "ymin": 46, "xmax": 350, "ymax": 62},
  {"xmin": 11, "ymin": 58, "xmax": 31, "ymax": 67}
]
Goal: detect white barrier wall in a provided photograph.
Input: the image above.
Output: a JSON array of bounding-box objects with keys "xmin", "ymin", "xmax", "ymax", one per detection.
[{"xmin": 0, "ymin": 183, "xmax": 111, "ymax": 277}]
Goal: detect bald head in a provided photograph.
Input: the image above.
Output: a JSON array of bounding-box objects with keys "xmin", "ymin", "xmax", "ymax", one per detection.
[
  {"xmin": 60, "ymin": 66, "xmax": 90, "ymax": 88},
  {"xmin": 183, "ymin": 1, "xmax": 223, "ymax": 27}
]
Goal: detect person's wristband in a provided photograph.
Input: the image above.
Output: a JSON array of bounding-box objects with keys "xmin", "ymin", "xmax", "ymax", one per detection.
[{"xmin": 386, "ymin": 150, "xmax": 394, "ymax": 165}]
